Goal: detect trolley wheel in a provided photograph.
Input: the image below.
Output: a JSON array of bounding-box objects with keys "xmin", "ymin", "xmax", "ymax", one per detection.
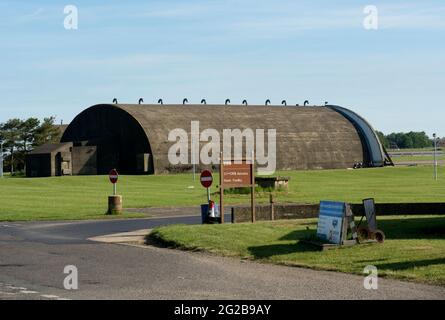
[
  {"xmin": 373, "ymin": 229, "xmax": 385, "ymax": 243},
  {"xmin": 357, "ymin": 227, "xmax": 370, "ymax": 241}
]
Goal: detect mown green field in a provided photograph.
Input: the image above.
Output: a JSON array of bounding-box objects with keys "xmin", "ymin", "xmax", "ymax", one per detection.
[
  {"xmin": 0, "ymin": 166, "xmax": 444, "ymax": 221},
  {"xmin": 391, "ymin": 155, "xmax": 445, "ymax": 163},
  {"xmin": 149, "ymin": 215, "xmax": 445, "ymax": 285},
  {"xmin": 388, "ymin": 148, "xmax": 442, "ymax": 152}
]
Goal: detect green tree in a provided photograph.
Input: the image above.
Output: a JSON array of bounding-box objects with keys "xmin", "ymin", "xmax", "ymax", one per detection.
[
  {"xmin": 34, "ymin": 117, "xmax": 61, "ymax": 146},
  {"xmin": 0, "ymin": 116, "xmax": 60, "ymax": 174},
  {"xmin": 20, "ymin": 118, "xmax": 40, "ymax": 153},
  {"xmin": 385, "ymin": 131, "xmax": 434, "ymax": 149},
  {"xmin": 406, "ymin": 131, "xmax": 431, "ymax": 149},
  {"xmin": 376, "ymin": 131, "xmax": 389, "ymax": 148},
  {"xmin": 400, "ymin": 134, "xmax": 414, "ymax": 149},
  {"xmin": 0, "ymin": 119, "xmax": 23, "ymax": 174}
]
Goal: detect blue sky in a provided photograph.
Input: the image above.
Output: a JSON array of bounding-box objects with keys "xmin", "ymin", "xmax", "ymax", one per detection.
[{"xmin": 1, "ymin": 0, "xmax": 444, "ymax": 136}]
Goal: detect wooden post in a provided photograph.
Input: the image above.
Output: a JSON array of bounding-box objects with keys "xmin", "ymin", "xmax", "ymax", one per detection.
[
  {"xmin": 270, "ymin": 193, "xmax": 275, "ymax": 221},
  {"xmin": 220, "ymin": 152, "xmax": 224, "ymax": 224},
  {"xmin": 251, "ymin": 151, "xmax": 255, "ymax": 223}
]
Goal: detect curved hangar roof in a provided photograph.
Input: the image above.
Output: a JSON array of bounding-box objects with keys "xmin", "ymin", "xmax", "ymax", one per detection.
[{"xmin": 61, "ymin": 103, "xmax": 388, "ymax": 174}]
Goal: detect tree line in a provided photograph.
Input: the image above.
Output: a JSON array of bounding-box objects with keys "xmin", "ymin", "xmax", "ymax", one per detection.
[
  {"xmin": 0, "ymin": 117, "xmax": 61, "ymax": 174},
  {"xmin": 376, "ymin": 131, "xmax": 440, "ymax": 149}
]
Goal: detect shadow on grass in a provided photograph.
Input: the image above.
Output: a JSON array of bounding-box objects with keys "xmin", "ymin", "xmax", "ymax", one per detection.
[
  {"xmin": 247, "ymin": 227, "xmax": 325, "ymax": 258},
  {"xmin": 278, "ymin": 228, "xmax": 315, "ymax": 241},
  {"xmin": 375, "ymin": 257, "xmax": 445, "ymax": 271},
  {"xmin": 277, "ymin": 216, "xmax": 445, "ymax": 243},
  {"xmin": 372, "ymin": 216, "xmax": 445, "ymax": 240},
  {"xmin": 248, "ymin": 241, "xmax": 320, "ymax": 259}
]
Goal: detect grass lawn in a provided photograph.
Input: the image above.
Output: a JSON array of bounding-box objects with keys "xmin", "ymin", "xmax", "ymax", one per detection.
[
  {"xmin": 388, "ymin": 147, "xmax": 443, "ymax": 152},
  {"xmin": 0, "ymin": 166, "xmax": 444, "ymax": 221},
  {"xmin": 391, "ymin": 155, "xmax": 445, "ymax": 163},
  {"xmin": 149, "ymin": 215, "xmax": 445, "ymax": 286}
]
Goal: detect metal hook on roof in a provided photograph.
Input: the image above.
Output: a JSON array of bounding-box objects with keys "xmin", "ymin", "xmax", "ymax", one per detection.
[
  {"xmin": 112, "ymin": 98, "xmax": 118, "ymax": 104},
  {"xmin": 304, "ymin": 100, "xmax": 309, "ymax": 106},
  {"xmin": 242, "ymin": 100, "xmax": 248, "ymax": 106},
  {"xmin": 138, "ymin": 98, "xmax": 144, "ymax": 104},
  {"xmin": 281, "ymin": 100, "xmax": 287, "ymax": 106},
  {"xmin": 265, "ymin": 99, "xmax": 271, "ymax": 106},
  {"xmin": 183, "ymin": 98, "xmax": 188, "ymax": 105},
  {"xmin": 225, "ymin": 99, "xmax": 230, "ymax": 105},
  {"xmin": 158, "ymin": 99, "xmax": 163, "ymax": 105},
  {"xmin": 325, "ymin": 101, "xmax": 328, "ymax": 106},
  {"xmin": 201, "ymin": 99, "xmax": 207, "ymax": 104}
]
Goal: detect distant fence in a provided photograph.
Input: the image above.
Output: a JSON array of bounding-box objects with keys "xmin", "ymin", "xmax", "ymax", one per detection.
[{"xmin": 231, "ymin": 202, "xmax": 445, "ymax": 223}]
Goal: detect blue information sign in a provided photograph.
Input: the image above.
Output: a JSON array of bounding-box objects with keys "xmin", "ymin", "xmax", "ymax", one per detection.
[{"xmin": 316, "ymin": 201, "xmax": 345, "ymax": 244}]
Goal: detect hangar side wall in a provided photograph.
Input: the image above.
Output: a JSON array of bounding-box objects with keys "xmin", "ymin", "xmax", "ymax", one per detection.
[
  {"xmin": 118, "ymin": 104, "xmax": 365, "ymax": 173},
  {"xmin": 60, "ymin": 103, "xmax": 376, "ymax": 175}
]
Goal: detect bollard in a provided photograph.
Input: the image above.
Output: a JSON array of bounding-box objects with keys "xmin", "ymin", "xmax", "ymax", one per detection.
[{"xmin": 108, "ymin": 195, "xmax": 123, "ymax": 215}]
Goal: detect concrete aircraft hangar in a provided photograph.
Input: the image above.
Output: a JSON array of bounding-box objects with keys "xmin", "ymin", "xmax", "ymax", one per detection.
[{"xmin": 25, "ymin": 103, "xmax": 393, "ymax": 177}]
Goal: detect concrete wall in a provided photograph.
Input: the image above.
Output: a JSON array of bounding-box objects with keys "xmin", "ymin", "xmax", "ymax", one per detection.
[
  {"xmin": 72, "ymin": 146, "xmax": 97, "ymax": 175},
  {"xmin": 26, "ymin": 143, "xmax": 73, "ymax": 177}
]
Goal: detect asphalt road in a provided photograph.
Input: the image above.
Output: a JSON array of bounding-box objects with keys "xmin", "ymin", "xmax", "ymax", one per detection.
[{"xmin": 0, "ymin": 215, "xmax": 444, "ymax": 300}]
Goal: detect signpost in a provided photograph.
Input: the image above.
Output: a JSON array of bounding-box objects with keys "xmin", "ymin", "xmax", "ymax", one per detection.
[
  {"xmin": 200, "ymin": 169, "xmax": 216, "ymax": 223},
  {"xmin": 107, "ymin": 169, "xmax": 122, "ymax": 215},
  {"xmin": 219, "ymin": 152, "xmax": 255, "ymax": 224},
  {"xmin": 109, "ymin": 169, "xmax": 119, "ymax": 195},
  {"xmin": 200, "ymin": 169, "xmax": 213, "ymax": 202}
]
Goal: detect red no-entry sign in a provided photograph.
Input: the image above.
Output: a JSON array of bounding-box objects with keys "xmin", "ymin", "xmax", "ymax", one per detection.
[
  {"xmin": 200, "ymin": 170, "xmax": 213, "ymax": 188},
  {"xmin": 109, "ymin": 169, "xmax": 119, "ymax": 184}
]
